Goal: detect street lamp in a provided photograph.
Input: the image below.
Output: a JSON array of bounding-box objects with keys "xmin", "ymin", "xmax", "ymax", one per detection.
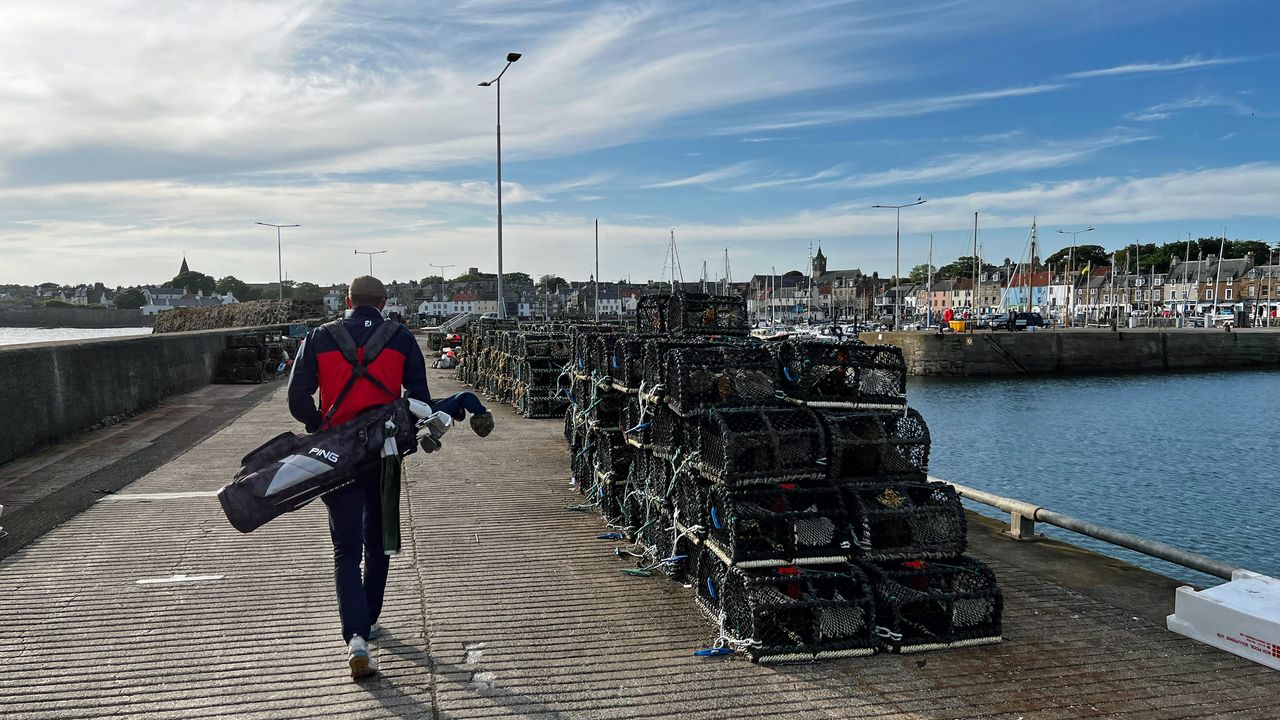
[
  {"xmin": 429, "ymin": 262, "xmax": 456, "ymax": 317},
  {"xmin": 479, "ymin": 51, "xmax": 523, "ymax": 319},
  {"xmin": 1057, "ymin": 226, "xmax": 1094, "ymax": 326},
  {"xmin": 354, "ymin": 249, "xmax": 388, "ymax": 275},
  {"xmin": 255, "ymin": 221, "xmax": 300, "ymax": 301},
  {"xmin": 872, "ymin": 197, "xmax": 926, "ymax": 331}
]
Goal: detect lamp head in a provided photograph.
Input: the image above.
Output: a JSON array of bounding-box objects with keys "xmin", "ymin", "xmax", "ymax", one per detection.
[
  {"xmin": 478, "ymin": 81, "xmax": 491, "ymax": 87},
  {"xmin": 507, "ymin": 52, "xmax": 522, "ymax": 62}
]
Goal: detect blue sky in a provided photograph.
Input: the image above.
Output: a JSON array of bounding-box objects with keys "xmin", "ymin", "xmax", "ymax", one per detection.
[{"xmin": 1, "ymin": 0, "xmax": 1278, "ymax": 286}]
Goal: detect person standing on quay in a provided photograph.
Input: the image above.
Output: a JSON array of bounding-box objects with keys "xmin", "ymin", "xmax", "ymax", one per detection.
[{"xmin": 287, "ymin": 275, "xmax": 430, "ymax": 679}]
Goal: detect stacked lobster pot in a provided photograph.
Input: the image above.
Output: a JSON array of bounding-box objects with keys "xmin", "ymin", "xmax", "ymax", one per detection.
[
  {"xmin": 460, "ymin": 320, "xmax": 597, "ymax": 418},
  {"xmin": 773, "ymin": 338, "xmax": 1003, "ymax": 655},
  {"xmin": 559, "ymin": 292, "xmax": 1001, "ymax": 662}
]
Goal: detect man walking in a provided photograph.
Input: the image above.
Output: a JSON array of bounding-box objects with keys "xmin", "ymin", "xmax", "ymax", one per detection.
[{"xmin": 287, "ymin": 276, "xmax": 429, "ymax": 679}]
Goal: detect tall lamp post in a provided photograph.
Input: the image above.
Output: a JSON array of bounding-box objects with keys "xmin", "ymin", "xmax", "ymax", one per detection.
[
  {"xmin": 354, "ymin": 249, "xmax": 388, "ymax": 275},
  {"xmin": 1057, "ymin": 226, "xmax": 1094, "ymax": 327},
  {"xmin": 429, "ymin": 262, "xmax": 456, "ymax": 317},
  {"xmin": 255, "ymin": 221, "xmax": 300, "ymax": 300},
  {"xmin": 479, "ymin": 51, "xmax": 523, "ymax": 319},
  {"xmin": 872, "ymin": 197, "xmax": 926, "ymax": 331}
]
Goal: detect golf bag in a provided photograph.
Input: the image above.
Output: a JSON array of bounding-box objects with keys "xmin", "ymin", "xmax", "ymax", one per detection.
[{"xmin": 217, "ymin": 398, "xmax": 447, "ymax": 534}]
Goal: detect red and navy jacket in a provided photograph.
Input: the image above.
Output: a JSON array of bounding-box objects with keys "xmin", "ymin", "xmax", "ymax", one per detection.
[{"xmin": 287, "ymin": 306, "xmax": 430, "ymax": 432}]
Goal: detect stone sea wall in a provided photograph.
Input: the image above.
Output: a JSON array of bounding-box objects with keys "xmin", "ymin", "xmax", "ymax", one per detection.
[
  {"xmin": 151, "ymin": 299, "xmax": 325, "ymax": 333},
  {"xmin": 0, "ymin": 308, "xmax": 154, "ymax": 328},
  {"xmin": 0, "ymin": 330, "xmax": 249, "ymax": 465},
  {"xmin": 859, "ymin": 329, "xmax": 1280, "ymax": 376}
]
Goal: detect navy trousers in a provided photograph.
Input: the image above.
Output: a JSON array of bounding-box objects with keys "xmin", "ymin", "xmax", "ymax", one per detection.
[{"xmin": 321, "ymin": 463, "xmax": 388, "ymax": 643}]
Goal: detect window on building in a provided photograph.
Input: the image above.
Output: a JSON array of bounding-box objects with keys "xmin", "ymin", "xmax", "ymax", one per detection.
[
  {"xmin": 1225, "ymin": 288, "xmax": 1232, "ymax": 300},
  {"xmin": 1207, "ymin": 290, "xmax": 1214, "ymax": 300}
]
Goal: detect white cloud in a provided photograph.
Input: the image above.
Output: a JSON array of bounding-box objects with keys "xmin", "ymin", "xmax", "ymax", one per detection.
[
  {"xmin": 808, "ymin": 134, "xmax": 1151, "ymax": 190},
  {"xmin": 1127, "ymin": 93, "xmax": 1265, "ymax": 122},
  {"xmin": 720, "ymin": 84, "xmax": 1067, "ymax": 134},
  {"xmin": 1065, "ymin": 54, "xmax": 1248, "ymax": 79},
  {"xmin": 0, "ymin": 0, "xmax": 863, "ymax": 181},
  {"xmin": 6, "ymin": 163, "xmax": 1279, "ymax": 285},
  {"xmin": 643, "ymin": 162, "xmax": 754, "ymax": 189}
]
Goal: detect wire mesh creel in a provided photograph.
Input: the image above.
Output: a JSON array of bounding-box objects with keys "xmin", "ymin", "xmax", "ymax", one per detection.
[
  {"xmin": 697, "ymin": 405, "xmax": 828, "ymax": 485},
  {"xmin": 821, "ymin": 407, "xmax": 931, "ymax": 484},
  {"xmin": 694, "ymin": 548, "xmax": 878, "ymax": 663},
  {"xmin": 864, "ymin": 555, "xmax": 1003, "ymax": 653},
  {"xmin": 775, "ymin": 339, "xmax": 907, "ymax": 408},
  {"xmin": 705, "ymin": 482, "xmax": 849, "ymax": 568},
  {"xmin": 842, "ymin": 481, "xmax": 967, "ymax": 560}
]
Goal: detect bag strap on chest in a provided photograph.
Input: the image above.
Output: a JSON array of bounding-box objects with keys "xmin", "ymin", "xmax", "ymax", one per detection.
[{"xmin": 320, "ymin": 319, "xmax": 401, "ymax": 427}]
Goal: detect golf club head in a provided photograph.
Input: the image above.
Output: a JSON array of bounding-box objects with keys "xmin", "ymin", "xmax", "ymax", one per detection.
[{"xmin": 470, "ymin": 411, "xmax": 494, "ymax": 438}]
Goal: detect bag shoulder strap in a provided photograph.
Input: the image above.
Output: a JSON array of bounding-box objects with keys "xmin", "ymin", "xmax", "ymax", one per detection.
[{"xmin": 320, "ymin": 319, "xmax": 403, "ymax": 426}]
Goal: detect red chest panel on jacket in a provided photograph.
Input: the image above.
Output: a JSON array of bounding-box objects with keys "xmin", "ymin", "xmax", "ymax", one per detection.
[{"xmin": 316, "ymin": 347, "xmax": 406, "ymax": 427}]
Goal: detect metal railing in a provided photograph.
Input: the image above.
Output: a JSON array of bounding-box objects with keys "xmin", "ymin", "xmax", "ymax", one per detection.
[{"xmin": 934, "ymin": 475, "xmax": 1240, "ymax": 580}]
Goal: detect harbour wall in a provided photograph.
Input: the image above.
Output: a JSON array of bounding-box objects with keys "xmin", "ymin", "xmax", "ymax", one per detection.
[
  {"xmin": 1, "ymin": 328, "xmax": 258, "ymax": 465},
  {"xmin": 0, "ymin": 308, "xmax": 154, "ymax": 328},
  {"xmin": 858, "ymin": 328, "xmax": 1280, "ymax": 376}
]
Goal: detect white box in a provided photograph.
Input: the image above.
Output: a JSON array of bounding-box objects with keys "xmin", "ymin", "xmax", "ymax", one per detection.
[{"xmin": 1167, "ymin": 569, "xmax": 1280, "ymax": 671}]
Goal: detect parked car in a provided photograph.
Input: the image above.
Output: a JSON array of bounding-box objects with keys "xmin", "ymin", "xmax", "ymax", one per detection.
[{"xmin": 988, "ymin": 312, "xmax": 1045, "ymax": 331}]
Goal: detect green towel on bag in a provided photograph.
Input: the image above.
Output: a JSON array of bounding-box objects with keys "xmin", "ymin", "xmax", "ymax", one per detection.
[{"xmin": 381, "ymin": 455, "xmax": 402, "ymax": 555}]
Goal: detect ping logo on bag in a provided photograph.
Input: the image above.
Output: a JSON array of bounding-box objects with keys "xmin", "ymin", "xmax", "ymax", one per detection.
[{"xmin": 308, "ymin": 447, "xmax": 341, "ymax": 463}]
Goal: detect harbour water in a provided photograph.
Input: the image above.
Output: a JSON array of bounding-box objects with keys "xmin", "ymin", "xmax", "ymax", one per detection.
[
  {"xmin": 0, "ymin": 326, "xmax": 152, "ymax": 347},
  {"xmin": 910, "ymin": 369, "xmax": 1280, "ymax": 586}
]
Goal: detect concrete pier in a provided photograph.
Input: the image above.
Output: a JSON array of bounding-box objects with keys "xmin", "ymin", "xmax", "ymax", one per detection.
[
  {"xmin": 2, "ymin": 354, "xmax": 1278, "ymax": 718},
  {"xmin": 860, "ymin": 327, "xmax": 1280, "ymax": 376}
]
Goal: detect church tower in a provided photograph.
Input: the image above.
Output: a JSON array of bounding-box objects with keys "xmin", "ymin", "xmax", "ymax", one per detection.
[
  {"xmin": 179, "ymin": 255, "xmax": 189, "ymax": 275},
  {"xmin": 812, "ymin": 246, "xmax": 827, "ymax": 277}
]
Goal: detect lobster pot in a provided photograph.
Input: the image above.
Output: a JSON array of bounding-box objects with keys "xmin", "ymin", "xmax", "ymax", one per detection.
[
  {"xmin": 621, "ymin": 394, "xmax": 650, "ymax": 447},
  {"xmin": 636, "ymin": 294, "xmax": 674, "ymax": 333},
  {"xmin": 673, "ymin": 472, "xmax": 712, "ymax": 535},
  {"xmin": 668, "ymin": 292, "xmax": 749, "ymax": 336},
  {"xmin": 866, "ymin": 556, "xmax": 1003, "ymax": 653},
  {"xmin": 571, "ymin": 442, "xmax": 595, "ymax": 494},
  {"xmin": 591, "ymin": 334, "xmax": 623, "ymax": 379},
  {"xmin": 516, "ymin": 360, "xmax": 560, "ymax": 394},
  {"xmin": 705, "ymin": 483, "xmax": 847, "ymax": 567},
  {"xmin": 696, "ymin": 551, "xmax": 878, "ymax": 663},
  {"xmin": 592, "ymin": 430, "xmax": 633, "ymax": 484},
  {"xmin": 516, "ymin": 389, "xmax": 568, "ymax": 420},
  {"xmin": 620, "ymin": 464, "xmax": 669, "ymax": 538},
  {"xmin": 641, "ymin": 337, "xmax": 717, "ymax": 391},
  {"xmin": 650, "ymin": 404, "xmax": 696, "ymax": 460},
  {"xmin": 823, "ymin": 408, "xmax": 931, "ymax": 484},
  {"xmin": 698, "ymin": 406, "xmax": 826, "ymax": 485},
  {"xmin": 842, "ymin": 482, "xmax": 966, "ymax": 560},
  {"xmin": 610, "ymin": 335, "xmax": 660, "ymax": 391},
  {"xmin": 583, "ymin": 380, "xmax": 624, "ymax": 430},
  {"xmin": 642, "ymin": 449, "xmax": 679, "ymax": 501},
  {"xmin": 564, "ymin": 406, "xmax": 584, "ymax": 450},
  {"xmin": 570, "ymin": 329, "xmax": 596, "ymax": 374},
  {"xmin": 775, "ymin": 340, "xmax": 907, "ymax": 407},
  {"xmin": 568, "ymin": 374, "xmax": 592, "ymax": 410},
  {"xmin": 638, "ymin": 508, "xmax": 692, "ymax": 579},
  {"xmin": 665, "ymin": 345, "xmax": 778, "ymax": 416}
]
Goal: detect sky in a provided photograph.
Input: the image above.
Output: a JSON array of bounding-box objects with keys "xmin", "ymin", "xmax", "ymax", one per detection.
[{"xmin": 1, "ymin": 0, "xmax": 1279, "ymax": 287}]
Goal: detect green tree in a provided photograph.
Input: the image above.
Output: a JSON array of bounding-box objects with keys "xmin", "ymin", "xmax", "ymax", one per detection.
[
  {"xmin": 908, "ymin": 264, "xmax": 936, "ymax": 283},
  {"xmin": 216, "ymin": 275, "xmax": 252, "ymax": 300},
  {"xmin": 113, "ymin": 287, "xmax": 148, "ymax": 310},
  {"xmin": 420, "ymin": 275, "xmax": 444, "ymax": 287},
  {"xmin": 937, "ymin": 256, "xmax": 988, "ymax": 280},
  {"xmin": 539, "ymin": 274, "xmax": 567, "ymax": 289},
  {"xmin": 503, "ymin": 272, "xmax": 532, "ymax": 285},
  {"xmin": 1045, "ymin": 244, "xmax": 1109, "ymax": 268},
  {"xmin": 170, "ymin": 270, "xmax": 216, "ymax": 295},
  {"xmin": 451, "ymin": 271, "xmax": 494, "ymax": 282},
  {"xmin": 292, "ymin": 281, "xmax": 324, "ymax": 302}
]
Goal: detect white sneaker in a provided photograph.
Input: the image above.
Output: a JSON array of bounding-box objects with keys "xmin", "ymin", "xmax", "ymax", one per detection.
[
  {"xmin": 347, "ymin": 635, "xmax": 378, "ymax": 679},
  {"xmin": 369, "ymin": 622, "xmax": 382, "ymax": 640}
]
